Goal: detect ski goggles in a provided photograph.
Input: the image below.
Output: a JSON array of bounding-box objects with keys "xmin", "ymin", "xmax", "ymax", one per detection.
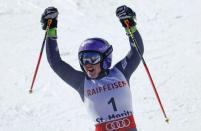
[{"xmin": 79, "ymin": 51, "xmax": 102, "ymax": 65}]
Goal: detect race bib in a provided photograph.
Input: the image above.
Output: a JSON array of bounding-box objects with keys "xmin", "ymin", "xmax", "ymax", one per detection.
[{"xmin": 84, "ymin": 68, "xmax": 134, "ymax": 125}]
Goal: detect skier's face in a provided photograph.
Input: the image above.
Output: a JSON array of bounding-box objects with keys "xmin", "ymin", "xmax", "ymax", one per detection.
[{"xmin": 83, "ymin": 63, "xmax": 101, "ymax": 79}]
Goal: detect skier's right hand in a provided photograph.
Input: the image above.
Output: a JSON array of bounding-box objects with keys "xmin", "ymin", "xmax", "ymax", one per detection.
[{"xmin": 40, "ymin": 7, "xmax": 59, "ymax": 30}]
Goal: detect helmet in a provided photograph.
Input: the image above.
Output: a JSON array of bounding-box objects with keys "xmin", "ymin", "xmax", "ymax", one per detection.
[{"xmin": 78, "ymin": 38, "xmax": 113, "ymax": 70}]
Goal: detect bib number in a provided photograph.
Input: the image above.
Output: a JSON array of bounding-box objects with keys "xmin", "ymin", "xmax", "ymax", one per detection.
[{"xmin": 108, "ymin": 97, "xmax": 117, "ymax": 111}]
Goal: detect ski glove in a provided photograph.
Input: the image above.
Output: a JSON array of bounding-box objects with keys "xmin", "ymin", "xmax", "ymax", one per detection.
[
  {"xmin": 41, "ymin": 7, "xmax": 58, "ymax": 30},
  {"xmin": 116, "ymin": 5, "xmax": 136, "ymax": 28}
]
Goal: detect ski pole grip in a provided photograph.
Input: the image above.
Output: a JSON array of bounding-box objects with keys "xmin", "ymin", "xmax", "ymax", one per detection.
[
  {"xmin": 47, "ymin": 19, "xmax": 52, "ymax": 29},
  {"xmin": 124, "ymin": 19, "xmax": 131, "ymax": 28}
]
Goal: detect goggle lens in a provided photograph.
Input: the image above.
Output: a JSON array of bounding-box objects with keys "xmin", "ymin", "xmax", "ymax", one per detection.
[{"xmin": 79, "ymin": 52, "xmax": 102, "ymax": 65}]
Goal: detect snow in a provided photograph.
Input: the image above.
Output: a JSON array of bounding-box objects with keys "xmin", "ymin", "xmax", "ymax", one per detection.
[{"xmin": 1, "ymin": 0, "xmax": 201, "ymax": 131}]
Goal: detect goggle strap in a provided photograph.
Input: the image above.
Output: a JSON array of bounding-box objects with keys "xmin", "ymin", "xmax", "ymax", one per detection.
[{"xmin": 103, "ymin": 45, "xmax": 113, "ymax": 58}]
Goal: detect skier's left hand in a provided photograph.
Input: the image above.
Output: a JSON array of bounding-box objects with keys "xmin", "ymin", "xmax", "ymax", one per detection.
[{"xmin": 116, "ymin": 5, "xmax": 136, "ymax": 28}]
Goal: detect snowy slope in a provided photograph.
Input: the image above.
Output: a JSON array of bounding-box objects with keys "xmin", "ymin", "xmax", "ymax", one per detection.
[{"xmin": 1, "ymin": 0, "xmax": 201, "ymax": 131}]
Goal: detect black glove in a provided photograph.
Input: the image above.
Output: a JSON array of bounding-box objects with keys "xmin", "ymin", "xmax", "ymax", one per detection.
[
  {"xmin": 116, "ymin": 5, "xmax": 136, "ymax": 28},
  {"xmin": 41, "ymin": 7, "xmax": 59, "ymax": 30}
]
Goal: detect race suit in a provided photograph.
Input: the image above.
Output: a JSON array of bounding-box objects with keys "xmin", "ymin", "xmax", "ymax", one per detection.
[{"xmin": 46, "ymin": 30, "xmax": 144, "ymax": 131}]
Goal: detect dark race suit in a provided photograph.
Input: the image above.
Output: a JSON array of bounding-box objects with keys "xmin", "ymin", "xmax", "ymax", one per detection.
[{"xmin": 46, "ymin": 30, "xmax": 144, "ymax": 131}]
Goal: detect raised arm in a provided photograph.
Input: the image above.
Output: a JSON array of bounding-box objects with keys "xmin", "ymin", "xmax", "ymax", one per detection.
[
  {"xmin": 115, "ymin": 5, "xmax": 144, "ymax": 81},
  {"xmin": 115, "ymin": 29, "xmax": 144, "ymax": 81},
  {"xmin": 46, "ymin": 37, "xmax": 85, "ymax": 91},
  {"xmin": 41, "ymin": 7, "xmax": 85, "ymax": 98}
]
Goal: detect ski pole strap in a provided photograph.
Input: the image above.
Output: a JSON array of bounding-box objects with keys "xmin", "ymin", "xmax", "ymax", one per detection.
[
  {"xmin": 123, "ymin": 19, "xmax": 137, "ymax": 36},
  {"xmin": 95, "ymin": 115, "xmax": 136, "ymax": 131},
  {"xmin": 125, "ymin": 26, "xmax": 137, "ymax": 36},
  {"xmin": 47, "ymin": 28, "xmax": 57, "ymax": 37}
]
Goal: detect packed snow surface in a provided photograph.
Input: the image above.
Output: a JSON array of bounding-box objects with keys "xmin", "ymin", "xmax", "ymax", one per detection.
[{"xmin": 1, "ymin": 0, "xmax": 201, "ymax": 131}]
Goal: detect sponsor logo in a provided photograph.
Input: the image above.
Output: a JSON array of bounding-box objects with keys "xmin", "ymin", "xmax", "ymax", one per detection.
[
  {"xmin": 105, "ymin": 118, "xmax": 130, "ymax": 131},
  {"xmin": 87, "ymin": 81, "xmax": 127, "ymax": 96},
  {"xmin": 96, "ymin": 110, "xmax": 133, "ymax": 123}
]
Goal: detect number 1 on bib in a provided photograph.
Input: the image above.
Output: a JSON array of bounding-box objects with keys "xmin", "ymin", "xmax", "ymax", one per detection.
[{"xmin": 108, "ymin": 97, "xmax": 118, "ymax": 111}]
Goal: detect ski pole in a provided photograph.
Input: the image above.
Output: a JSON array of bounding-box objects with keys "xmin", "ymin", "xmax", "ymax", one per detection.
[
  {"xmin": 124, "ymin": 19, "xmax": 169, "ymax": 123},
  {"xmin": 29, "ymin": 19, "xmax": 52, "ymax": 94}
]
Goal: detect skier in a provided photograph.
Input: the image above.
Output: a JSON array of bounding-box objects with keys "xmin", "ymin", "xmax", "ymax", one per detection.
[{"xmin": 41, "ymin": 5, "xmax": 144, "ymax": 131}]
